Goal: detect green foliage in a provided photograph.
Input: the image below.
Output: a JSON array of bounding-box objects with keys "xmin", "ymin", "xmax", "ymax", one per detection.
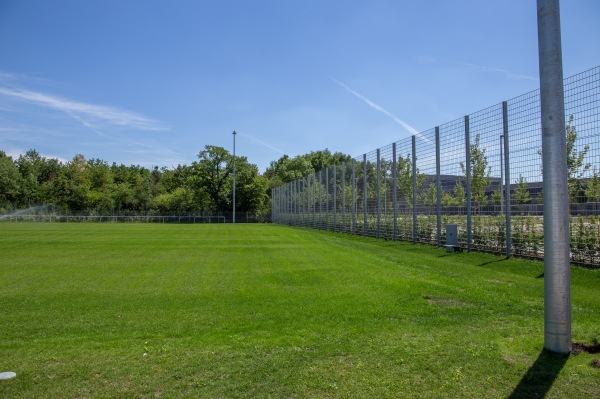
[
  {"xmin": 585, "ymin": 170, "xmax": 600, "ymax": 203},
  {"xmin": 0, "ymin": 145, "xmax": 269, "ymax": 214},
  {"xmin": 460, "ymin": 134, "xmax": 491, "ymax": 212},
  {"xmin": 420, "ymin": 183, "xmax": 437, "ymax": 208},
  {"xmin": 264, "ymin": 149, "xmax": 352, "ymax": 189},
  {"xmin": 395, "ymin": 153, "xmax": 425, "ymax": 208},
  {"xmin": 491, "ymin": 188, "xmax": 502, "ymax": 206},
  {"xmin": 0, "ymin": 151, "xmax": 22, "ymax": 208},
  {"xmin": 538, "ymin": 115, "xmax": 591, "ymax": 202},
  {"xmin": 442, "ymin": 181, "xmax": 466, "ymax": 207},
  {"xmin": 514, "ymin": 175, "xmax": 531, "ymax": 205}
]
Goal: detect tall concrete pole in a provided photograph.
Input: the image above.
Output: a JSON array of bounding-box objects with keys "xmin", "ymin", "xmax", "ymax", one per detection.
[
  {"xmin": 537, "ymin": 0, "xmax": 571, "ymax": 354},
  {"xmin": 232, "ymin": 130, "xmax": 237, "ymax": 224}
]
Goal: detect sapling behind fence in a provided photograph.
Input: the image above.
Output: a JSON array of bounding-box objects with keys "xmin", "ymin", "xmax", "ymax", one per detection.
[{"xmin": 272, "ymin": 66, "xmax": 600, "ymax": 268}]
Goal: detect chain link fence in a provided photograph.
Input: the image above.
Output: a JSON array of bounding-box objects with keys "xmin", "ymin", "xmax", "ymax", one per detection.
[{"xmin": 272, "ymin": 66, "xmax": 600, "ymax": 268}]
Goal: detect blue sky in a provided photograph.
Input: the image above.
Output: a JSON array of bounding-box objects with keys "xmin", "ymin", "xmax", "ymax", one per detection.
[{"xmin": 0, "ymin": 0, "xmax": 598, "ymax": 173}]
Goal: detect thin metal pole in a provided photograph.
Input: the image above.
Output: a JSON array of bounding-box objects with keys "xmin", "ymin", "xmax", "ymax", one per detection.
[
  {"xmin": 326, "ymin": 168, "xmax": 329, "ymax": 230},
  {"xmin": 465, "ymin": 116, "xmax": 472, "ymax": 251},
  {"xmin": 502, "ymin": 102, "xmax": 512, "ymax": 258},
  {"xmin": 232, "ymin": 130, "xmax": 237, "ymax": 224},
  {"xmin": 377, "ymin": 149, "xmax": 381, "ymax": 238},
  {"xmin": 537, "ymin": 0, "xmax": 571, "ymax": 354},
  {"xmin": 500, "ymin": 135, "xmax": 505, "ymax": 215},
  {"xmin": 352, "ymin": 159, "xmax": 356, "ymax": 234},
  {"xmin": 393, "ymin": 143, "xmax": 398, "ymax": 240},
  {"xmin": 333, "ymin": 165, "xmax": 337, "ymax": 232},
  {"xmin": 363, "ymin": 154, "xmax": 367, "ymax": 236},
  {"xmin": 436, "ymin": 127, "xmax": 442, "ymax": 247},
  {"xmin": 319, "ymin": 171, "xmax": 322, "ymax": 228},
  {"xmin": 342, "ymin": 163, "xmax": 346, "ymax": 232},
  {"xmin": 412, "ymin": 136, "xmax": 417, "ymax": 243},
  {"xmin": 314, "ymin": 174, "xmax": 317, "ymax": 228}
]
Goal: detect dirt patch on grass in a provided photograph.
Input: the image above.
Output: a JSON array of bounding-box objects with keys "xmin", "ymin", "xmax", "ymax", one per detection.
[
  {"xmin": 591, "ymin": 359, "xmax": 600, "ymax": 368},
  {"xmin": 571, "ymin": 342, "xmax": 600, "ymax": 354}
]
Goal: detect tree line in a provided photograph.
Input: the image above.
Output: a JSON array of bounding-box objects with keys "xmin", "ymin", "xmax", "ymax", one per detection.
[
  {"xmin": 0, "ymin": 145, "xmax": 352, "ymax": 216},
  {"xmin": 1, "ymin": 116, "xmax": 596, "ymax": 216}
]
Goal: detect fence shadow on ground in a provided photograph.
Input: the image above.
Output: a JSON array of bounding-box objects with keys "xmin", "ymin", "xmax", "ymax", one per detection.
[
  {"xmin": 508, "ymin": 349, "xmax": 569, "ymax": 399},
  {"xmin": 477, "ymin": 258, "xmax": 509, "ymax": 267}
]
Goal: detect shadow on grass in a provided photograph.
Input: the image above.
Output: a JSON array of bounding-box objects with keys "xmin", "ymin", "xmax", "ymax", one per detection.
[
  {"xmin": 508, "ymin": 349, "xmax": 569, "ymax": 399},
  {"xmin": 477, "ymin": 258, "xmax": 509, "ymax": 267}
]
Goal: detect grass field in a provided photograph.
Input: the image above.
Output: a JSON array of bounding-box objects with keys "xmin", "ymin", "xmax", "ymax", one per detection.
[{"xmin": 0, "ymin": 223, "xmax": 598, "ymax": 398}]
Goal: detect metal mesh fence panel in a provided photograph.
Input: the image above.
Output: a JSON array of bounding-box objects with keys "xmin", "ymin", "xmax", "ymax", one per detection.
[
  {"xmin": 564, "ymin": 67, "xmax": 600, "ymax": 266},
  {"xmin": 272, "ymin": 66, "xmax": 600, "ymax": 268},
  {"xmin": 507, "ymin": 89, "xmax": 543, "ymax": 259},
  {"xmin": 438, "ymin": 117, "xmax": 468, "ymax": 248},
  {"xmin": 414, "ymin": 128, "xmax": 437, "ymax": 245},
  {"xmin": 468, "ymin": 103, "xmax": 505, "ymax": 253}
]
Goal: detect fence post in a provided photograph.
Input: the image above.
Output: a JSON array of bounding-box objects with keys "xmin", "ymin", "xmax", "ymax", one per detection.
[
  {"xmin": 412, "ymin": 136, "xmax": 417, "ymax": 243},
  {"xmin": 377, "ymin": 149, "xmax": 381, "ymax": 238},
  {"xmin": 299, "ymin": 183, "xmax": 302, "ymax": 225},
  {"xmin": 393, "ymin": 142, "xmax": 398, "ymax": 240},
  {"xmin": 500, "ymin": 135, "xmax": 505, "ymax": 215},
  {"xmin": 352, "ymin": 159, "xmax": 356, "ymax": 234},
  {"xmin": 436, "ymin": 127, "xmax": 442, "ymax": 246},
  {"xmin": 363, "ymin": 154, "xmax": 367, "ymax": 236},
  {"xmin": 502, "ymin": 101, "xmax": 511, "ymax": 258},
  {"xmin": 342, "ymin": 163, "xmax": 346, "ymax": 232},
  {"xmin": 325, "ymin": 168, "xmax": 330, "ymax": 230},
  {"xmin": 313, "ymin": 173, "xmax": 317, "ymax": 229},
  {"xmin": 300, "ymin": 179, "xmax": 304, "ymax": 226},
  {"xmin": 319, "ymin": 171, "xmax": 322, "ymax": 229},
  {"xmin": 305, "ymin": 177, "xmax": 309, "ymax": 226},
  {"xmin": 333, "ymin": 165, "xmax": 337, "ymax": 232},
  {"xmin": 465, "ymin": 115, "xmax": 472, "ymax": 251},
  {"xmin": 291, "ymin": 181, "xmax": 295, "ymax": 225}
]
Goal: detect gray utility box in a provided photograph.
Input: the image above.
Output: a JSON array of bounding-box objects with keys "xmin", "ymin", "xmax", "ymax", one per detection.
[{"xmin": 446, "ymin": 224, "xmax": 458, "ymax": 251}]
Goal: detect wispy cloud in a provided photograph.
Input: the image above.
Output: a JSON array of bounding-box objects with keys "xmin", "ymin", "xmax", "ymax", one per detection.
[
  {"xmin": 0, "ymin": 86, "xmax": 168, "ymax": 132},
  {"xmin": 237, "ymin": 131, "xmax": 286, "ymax": 155},
  {"xmin": 418, "ymin": 57, "xmax": 538, "ymax": 81},
  {"xmin": 458, "ymin": 62, "xmax": 538, "ymax": 81},
  {"xmin": 330, "ymin": 77, "xmax": 429, "ymax": 142}
]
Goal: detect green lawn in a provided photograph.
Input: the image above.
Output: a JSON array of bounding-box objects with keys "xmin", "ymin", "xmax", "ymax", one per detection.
[{"xmin": 0, "ymin": 223, "xmax": 598, "ymax": 398}]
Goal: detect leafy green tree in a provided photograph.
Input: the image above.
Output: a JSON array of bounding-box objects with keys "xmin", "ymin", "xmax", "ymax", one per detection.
[
  {"xmin": 442, "ymin": 180, "xmax": 466, "ymax": 207},
  {"xmin": 585, "ymin": 170, "xmax": 600, "ymax": 203},
  {"xmin": 514, "ymin": 175, "xmax": 531, "ymax": 205},
  {"xmin": 154, "ymin": 187, "xmax": 196, "ymax": 213},
  {"xmin": 420, "ymin": 183, "xmax": 437, "ymax": 208},
  {"xmin": 491, "ymin": 188, "xmax": 502, "ymax": 206},
  {"xmin": 53, "ymin": 154, "xmax": 91, "ymax": 210},
  {"xmin": 565, "ymin": 115, "xmax": 591, "ymax": 202},
  {"xmin": 189, "ymin": 146, "xmax": 233, "ymax": 212},
  {"xmin": 538, "ymin": 115, "xmax": 591, "ymax": 202},
  {"xmin": 395, "ymin": 153, "xmax": 425, "ymax": 209},
  {"xmin": 264, "ymin": 149, "xmax": 352, "ymax": 192},
  {"xmin": 230, "ymin": 156, "xmax": 269, "ymax": 212},
  {"xmin": 460, "ymin": 134, "xmax": 491, "ymax": 212},
  {"xmin": 0, "ymin": 152, "xmax": 22, "ymax": 210}
]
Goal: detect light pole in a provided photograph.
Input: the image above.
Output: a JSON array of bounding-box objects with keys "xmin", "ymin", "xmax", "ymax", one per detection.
[
  {"xmin": 232, "ymin": 130, "xmax": 237, "ymax": 224},
  {"xmin": 537, "ymin": 0, "xmax": 571, "ymax": 354}
]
